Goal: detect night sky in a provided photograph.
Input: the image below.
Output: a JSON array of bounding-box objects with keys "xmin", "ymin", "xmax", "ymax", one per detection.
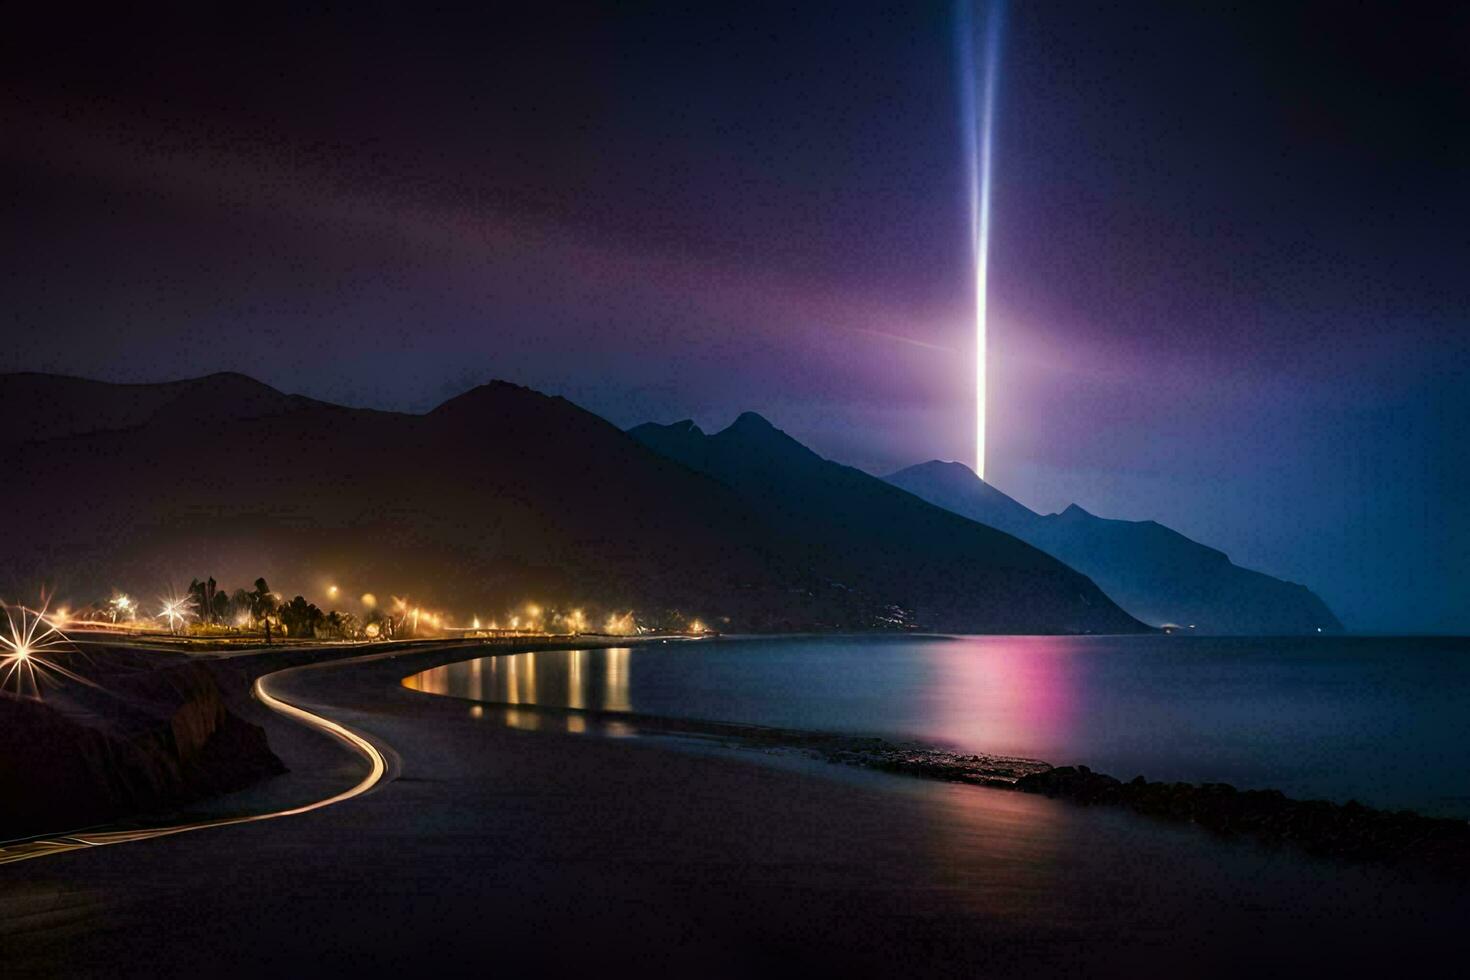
[{"xmin": 3, "ymin": 2, "xmax": 1466, "ymax": 632}]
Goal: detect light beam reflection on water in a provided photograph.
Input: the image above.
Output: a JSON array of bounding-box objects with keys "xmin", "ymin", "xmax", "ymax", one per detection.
[{"xmin": 403, "ymin": 635, "xmax": 1470, "ymax": 815}]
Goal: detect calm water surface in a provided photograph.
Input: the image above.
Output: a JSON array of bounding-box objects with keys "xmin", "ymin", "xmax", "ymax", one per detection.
[{"xmin": 404, "ymin": 634, "xmax": 1470, "ymax": 816}]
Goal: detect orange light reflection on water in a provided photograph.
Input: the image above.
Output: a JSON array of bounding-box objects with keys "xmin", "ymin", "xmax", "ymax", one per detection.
[
  {"xmin": 404, "ymin": 647, "xmax": 633, "ymax": 732},
  {"xmin": 605, "ymin": 647, "xmax": 630, "ymax": 711},
  {"xmin": 569, "ymin": 649, "xmax": 584, "ymax": 709}
]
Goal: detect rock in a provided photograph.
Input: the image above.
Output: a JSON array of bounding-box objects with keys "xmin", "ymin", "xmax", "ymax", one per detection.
[{"xmin": 1015, "ymin": 761, "xmax": 1470, "ymax": 869}]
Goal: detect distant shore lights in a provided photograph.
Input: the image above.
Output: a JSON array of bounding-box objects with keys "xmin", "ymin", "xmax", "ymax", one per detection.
[{"xmin": 957, "ymin": 0, "xmax": 1005, "ymax": 479}]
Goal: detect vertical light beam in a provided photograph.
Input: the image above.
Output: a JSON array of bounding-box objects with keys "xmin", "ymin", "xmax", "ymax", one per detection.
[{"xmin": 957, "ymin": 0, "xmax": 1005, "ymax": 479}]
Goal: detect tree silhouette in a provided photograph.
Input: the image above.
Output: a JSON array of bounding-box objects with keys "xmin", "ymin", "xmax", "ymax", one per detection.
[
  {"xmin": 280, "ymin": 595, "xmax": 324, "ymax": 639},
  {"xmin": 211, "ymin": 589, "xmax": 229, "ymax": 623}
]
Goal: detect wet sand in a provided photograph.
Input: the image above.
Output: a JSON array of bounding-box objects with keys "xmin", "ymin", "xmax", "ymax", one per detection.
[{"xmin": 3, "ymin": 643, "xmax": 1466, "ymax": 977}]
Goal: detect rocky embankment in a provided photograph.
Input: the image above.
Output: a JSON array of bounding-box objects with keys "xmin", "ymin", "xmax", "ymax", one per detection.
[
  {"xmin": 559, "ymin": 702, "xmax": 1470, "ymax": 872},
  {"xmin": 438, "ymin": 691, "xmax": 1470, "ymax": 872},
  {"xmin": 0, "ymin": 650, "xmax": 285, "ymax": 840},
  {"xmin": 809, "ymin": 741, "xmax": 1470, "ymax": 870},
  {"xmin": 1014, "ymin": 765, "xmax": 1470, "ymax": 868}
]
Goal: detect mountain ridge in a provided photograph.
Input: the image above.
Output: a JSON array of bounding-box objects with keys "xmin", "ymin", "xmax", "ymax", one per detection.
[
  {"xmin": 886, "ymin": 459, "xmax": 1342, "ymax": 634},
  {"xmin": 629, "ymin": 415, "xmax": 1150, "ymax": 635},
  {"xmin": 0, "ymin": 374, "xmax": 1147, "ymax": 635}
]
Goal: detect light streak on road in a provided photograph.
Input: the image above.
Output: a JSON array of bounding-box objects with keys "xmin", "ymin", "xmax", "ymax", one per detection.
[{"xmin": 0, "ymin": 666, "xmax": 388, "ymax": 865}]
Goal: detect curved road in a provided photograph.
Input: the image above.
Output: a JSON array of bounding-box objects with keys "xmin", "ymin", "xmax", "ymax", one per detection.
[{"xmin": 0, "ymin": 661, "xmax": 390, "ymax": 866}]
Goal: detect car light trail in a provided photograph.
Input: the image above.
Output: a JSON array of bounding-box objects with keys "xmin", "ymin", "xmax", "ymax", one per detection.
[{"xmin": 0, "ymin": 665, "xmax": 388, "ymax": 865}]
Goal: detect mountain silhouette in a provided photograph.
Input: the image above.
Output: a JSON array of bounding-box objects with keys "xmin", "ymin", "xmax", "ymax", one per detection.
[
  {"xmin": 886, "ymin": 460, "xmax": 1343, "ymax": 634},
  {"xmin": 628, "ymin": 414, "xmax": 1148, "ymax": 634},
  {"xmin": 0, "ymin": 371, "xmax": 318, "ymax": 444},
  {"xmin": 1, "ymin": 374, "xmax": 1144, "ymax": 634}
]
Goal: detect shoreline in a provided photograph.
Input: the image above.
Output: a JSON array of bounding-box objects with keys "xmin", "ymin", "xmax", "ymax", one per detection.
[
  {"xmin": 8, "ymin": 631, "xmax": 1468, "ymax": 871},
  {"xmin": 5, "ymin": 635, "xmax": 1469, "ymax": 975},
  {"xmin": 0, "ymin": 634, "xmax": 695, "ymax": 857},
  {"xmin": 400, "ymin": 683, "xmax": 1470, "ymax": 873},
  {"xmin": 396, "ymin": 639, "xmax": 1470, "ymax": 871}
]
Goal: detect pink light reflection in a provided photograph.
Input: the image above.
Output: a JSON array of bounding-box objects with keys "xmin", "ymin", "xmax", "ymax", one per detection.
[{"xmin": 922, "ymin": 636, "xmax": 1080, "ymax": 762}]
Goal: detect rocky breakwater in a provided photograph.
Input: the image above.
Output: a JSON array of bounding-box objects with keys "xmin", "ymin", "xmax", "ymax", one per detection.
[
  {"xmin": 1015, "ymin": 765, "xmax": 1470, "ymax": 870},
  {"xmin": 0, "ymin": 649, "xmax": 285, "ymax": 840}
]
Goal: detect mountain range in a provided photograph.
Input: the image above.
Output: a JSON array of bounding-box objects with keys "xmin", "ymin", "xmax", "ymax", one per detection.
[
  {"xmin": 629, "ymin": 414, "xmax": 1146, "ymax": 634},
  {"xmin": 0, "ymin": 373, "xmax": 1146, "ymax": 635},
  {"xmin": 885, "ymin": 460, "xmax": 1342, "ymax": 634}
]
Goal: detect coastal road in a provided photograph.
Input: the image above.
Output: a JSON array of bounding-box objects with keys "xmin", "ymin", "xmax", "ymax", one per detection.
[
  {"xmin": 3, "ymin": 645, "xmax": 1467, "ymax": 977},
  {"xmin": 0, "ymin": 664, "xmax": 388, "ymax": 866}
]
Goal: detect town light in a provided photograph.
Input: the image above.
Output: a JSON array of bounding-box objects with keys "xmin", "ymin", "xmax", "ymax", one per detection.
[
  {"xmin": 1, "ymin": 601, "xmax": 88, "ymax": 698},
  {"xmin": 158, "ymin": 596, "xmax": 193, "ymax": 634}
]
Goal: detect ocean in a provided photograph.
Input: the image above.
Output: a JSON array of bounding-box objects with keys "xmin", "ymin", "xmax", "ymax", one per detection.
[{"xmin": 404, "ymin": 633, "xmax": 1470, "ymax": 816}]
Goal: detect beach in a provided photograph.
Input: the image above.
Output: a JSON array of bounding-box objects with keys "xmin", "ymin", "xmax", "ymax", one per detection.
[{"xmin": 4, "ymin": 641, "xmax": 1467, "ymax": 977}]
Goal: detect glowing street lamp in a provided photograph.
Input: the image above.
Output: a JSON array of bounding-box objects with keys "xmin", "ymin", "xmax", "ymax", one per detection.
[
  {"xmin": 158, "ymin": 596, "xmax": 193, "ymax": 635},
  {"xmin": 109, "ymin": 593, "xmax": 134, "ymax": 623},
  {"xmin": 604, "ymin": 611, "xmax": 636, "ymax": 636},
  {"xmin": 1, "ymin": 601, "xmax": 88, "ymax": 698}
]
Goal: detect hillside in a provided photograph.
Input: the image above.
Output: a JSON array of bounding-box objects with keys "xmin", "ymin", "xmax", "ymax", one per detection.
[
  {"xmin": 0, "ymin": 373, "xmax": 1145, "ymax": 634},
  {"xmin": 628, "ymin": 415, "xmax": 1148, "ymax": 634},
  {"xmin": 886, "ymin": 460, "xmax": 1342, "ymax": 634}
]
